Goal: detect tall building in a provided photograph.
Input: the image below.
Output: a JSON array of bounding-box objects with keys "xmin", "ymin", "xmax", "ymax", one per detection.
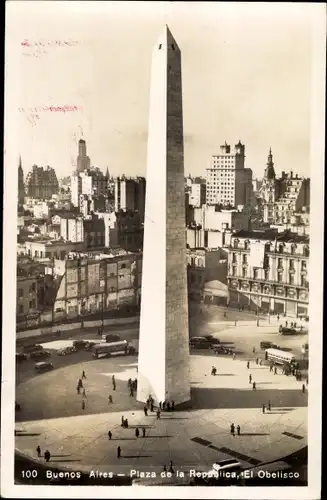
[
  {"xmin": 18, "ymin": 156, "xmax": 25, "ymax": 206},
  {"xmin": 25, "ymin": 165, "xmax": 59, "ymax": 199},
  {"xmin": 206, "ymin": 141, "xmax": 253, "ymax": 207},
  {"xmin": 189, "ymin": 182, "xmax": 206, "ymax": 208},
  {"xmin": 76, "ymin": 139, "xmax": 91, "ymax": 173},
  {"xmin": 137, "ymin": 26, "xmax": 190, "ymax": 405},
  {"xmin": 115, "ymin": 176, "xmax": 146, "ymax": 221}
]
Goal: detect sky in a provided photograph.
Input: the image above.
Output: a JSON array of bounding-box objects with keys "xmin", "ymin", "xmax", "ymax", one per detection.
[{"xmin": 5, "ymin": 1, "xmax": 324, "ymax": 180}]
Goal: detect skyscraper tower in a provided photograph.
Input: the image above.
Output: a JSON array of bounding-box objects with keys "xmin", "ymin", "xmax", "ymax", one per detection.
[
  {"xmin": 76, "ymin": 139, "xmax": 90, "ymax": 173},
  {"xmin": 18, "ymin": 155, "xmax": 25, "ymax": 206},
  {"xmin": 137, "ymin": 26, "xmax": 190, "ymax": 405}
]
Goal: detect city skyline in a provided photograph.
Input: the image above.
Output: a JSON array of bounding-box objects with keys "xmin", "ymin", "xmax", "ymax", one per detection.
[{"xmin": 7, "ymin": 2, "xmax": 319, "ymax": 179}]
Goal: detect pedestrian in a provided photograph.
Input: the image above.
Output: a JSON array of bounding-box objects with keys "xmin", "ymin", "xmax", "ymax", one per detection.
[
  {"xmin": 117, "ymin": 446, "xmax": 121, "ymax": 458},
  {"xmin": 82, "ymin": 370, "xmax": 86, "ymax": 379},
  {"xmin": 277, "ymin": 313, "xmax": 280, "ymax": 321},
  {"xmin": 125, "ymin": 419, "xmax": 129, "ymax": 428},
  {"xmin": 302, "ymin": 384, "xmax": 305, "ymax": 394},
  {"xmin": 274, "ymin": 366, "xmax": 277, "ymax": 375},
  {"xmin": 135, "ymin": 427, "xmax": 140, "ymax": 438},
  {"xmin": 108, "ymin": 430, "xmax": 112, "ymax": 440},
  {"xmin": 230, "ymin": 423, "xmax": 235, "ymax": 436},
  {"xmin": 142, "ymin": 427, "xmax": 146, "ymax": 437},
  {"xmin": 163, "ymin": 464, "xmax": 167, "ymax": 472},
  {"xmin": 262, "ymin": 404, "xmax": 265, "ymax": 413},
  {"xmin": 259, "ymin": 359, "xmax": 262, "ymax": 366},
  {"xmin": 121, "ymin": 416, "xmax": 124, "ymax": 427},
  {"xmin": 159, "ymin": 401, "xmax": 162, "ymax": 410},
  {"xmin": 36, "ymin": 445, "xmax": 41, "ymax": 457},
  {"xmin": 169, "ymin": 461, "xmax": 174, "ymax": 473},
  {"xmin": 167, "ymin": 402, "xmax": 171, "ymax": 411},
  {"xmin": 253, "ymin": 346, "xmax": 256, "ymax": 354},
  {"xmin": 44, "ymin": 450, "xmax": 50, "ymax": 462},
  {"xmin": 270, "ymin": 364, "xmax": 273, "ymax": 372},
  {"xmin": 77, "ymin": 385, "xmax": 80, "ymax": 395},
  {"xmin": 157, "ymin": 410, "xmax": 161, "ymax": 419},
  {"xmin": 236, "ymin": 425, "xmax": 241, "ymax": 436},
  {"xmin": 255, "ymin": 357, "xmax": 259, "ymax": 365},
  {"xmin": 113, "ymin": 381, "xmax": 116, "ymax": 391},
  {"xmin": 294, "ymin": 322, "xmax": 297, "ymax": 328},
  {"xmin": 144, "ymin": 406, "xmax": 148, "ymax": 416},
  {"xmin": 171, "ymin": 401, "xmax": 175, "ymax": 411},
  {"xmin": 109, "ymin": 395, "xmax": 113, "ymax": 404},
  {"xmin": 233, "ymin": 353, "xmax": 236, "ymax": 360},
  {"xmin": 247, "ymin": 361, "xmax": 250, "ymax": 369},
  {"xmin": 268, "ymin": 401, "xmax": 271, "ymax": 411},
  {"xmin": 128, "ymin": 378, "xmax": 132, "ymax": 388},
  {"xmin": 252, "ymin": 381, "xmax": 256, "ymax": 390},
  {"xmin": 82, "ymin": 388, "xmax": 86, "ymax": 398},
  {"xmin": 249, "ymin": 374, "xmax": 252, "ymax": 384},
  {"xmin": 285, "ymin": 321, "xmax": 288, "ymax": 327},
  {"xmin": 82, "ymin": 400, "xmax": 85, "ymax": 410}
]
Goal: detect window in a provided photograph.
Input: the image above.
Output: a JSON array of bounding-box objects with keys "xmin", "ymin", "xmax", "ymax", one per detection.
[
  {"xmin": 301, "ymin": 261, "xmax": 307, "ymax": 271},
  {"xmin": 18, "ymin": 304, "xmax": 24, "ymax": 314},
  {"xmin": 278, "ymin": 244, "xmax": 284, "ymax": 254},
  {"xmin": 242, "ymin": 254, "xmax": 247, "ymax": 265},
  {"xmin": 277, "ymin": 258, "xmax": 283, "ymax": 269},
  {"xmin": 242, "ymin": 268, "xmax": 247, "ymax": 278},
  {"xmin": 289, "ymin": 274, "xmax": 294, "ymax": 285},
  {"xmin": 303, "ymin": 246, "xmax": 309, "ymax": 257},
  {"xmin": 232, "ymin": 253, "xmax": 237, "ymax": 263},
  {"xmin": 191, "ymin": 257, "xmax": 195, "ymax": 266},
  {"xmin": 277, "ymin": 272, "xmax": 283, "ymax": 283},
  {"xmin": 289, "ymin": 259, "xmax": 294, "ymax": 270},
  {"xmin": 121, "ymin": 263, "xmax": 126, "ymax": 269},
  {"xmin": 232, "ymin": 266, "xmax": 237, "ymax": 276},
  {"xmin": 244, "ymin": 241, "xmax": 249, "ymax": 250},
  {"xmin": 233, "ymin": 240, "xmax": 238, "ymax": 249},
  {"xmin": 264, "ymin": 269, "xmax": 269, "ymax": 281},
  {"xmin": 18, "ymin": 288, "xmax": 23, "ymax": 298},
  {"xmin": 290, "ymin": 244, "xmax": 296, "ymax": 255},
  {"xmin": 253, "ymin": 268, "xmax": 258, "ymax": 279},
  {"xmin": 301, "ymin": 275, "xmax": 307, "ymax": 287},
  {"xmin": 29, "ymin": 300, "xmax": 35, "ymax": 309}
]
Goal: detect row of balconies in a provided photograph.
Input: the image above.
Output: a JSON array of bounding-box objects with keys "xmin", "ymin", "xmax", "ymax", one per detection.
[
  {"xmin": 227, "ymin": 275, "xmax": 309, "ymax": 290},
  {"xmin": 230, "ymin": 246, "xmax": 309, "ymax": 258}
]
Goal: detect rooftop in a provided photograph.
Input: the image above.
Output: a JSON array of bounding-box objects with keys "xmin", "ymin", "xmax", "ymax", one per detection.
[{"xmin": 232, "ymin": 229, "xmax": 309, "ymax": 244}]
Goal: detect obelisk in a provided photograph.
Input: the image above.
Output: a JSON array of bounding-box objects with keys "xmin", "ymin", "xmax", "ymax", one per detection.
[{"xmin": 137, "ymin": 26, "xmax": 190, "ymax": 405}]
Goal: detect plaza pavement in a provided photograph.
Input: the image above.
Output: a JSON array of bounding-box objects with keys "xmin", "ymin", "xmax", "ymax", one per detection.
[{"xmin": 15, "ymin": 354, "xmax": 307, "ymax": 476}]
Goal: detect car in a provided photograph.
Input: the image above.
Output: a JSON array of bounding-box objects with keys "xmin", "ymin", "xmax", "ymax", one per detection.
[
  {"xmin": 211, "ymin": 344, "xmax": 234, "ymax": 355},
  {"xmin": 73, "ymin": 340, "xmax": 88, "ymax": 351},
  {"xmin": 204, "ymin": 335, "xmax": 220, "ymax": 344},
  {"xmin": 102, "ymin": 333, "xmax": 121, "ymax": 343},
  {"xmin": 34, "ymin": 361, "xmax": 54, "ymax": 373},
  {"xmin": 30, "ymin": 350, "xmax": 51, "ymax": 360},
  {"xmin": 279, "ymin": 326, "xmax": 296, "ymax": 335},
  {"xmin": 84, "ymin": 341, "xmax": 96, "ymax": 351},
  {"xmin": 189, "ymin": 337, "xmax": 213, "ymax": 349},
  {"xmin": 23, "ymin": 344, "xmax": 43, "ymax": 353},
  {"xmin": 57, "ymin": 346, "xmax": 77, "ymax": 356},
  {"xmin": 16, "ymin": 352, "xmax": 28, "ymax": 362},
  {"xmin": 260, "ymin": 341, "xmax": 280, "ymax": 350},
  {"xmin": 213, "ymin": 459, "xmax": 242, "ymax": 472}
]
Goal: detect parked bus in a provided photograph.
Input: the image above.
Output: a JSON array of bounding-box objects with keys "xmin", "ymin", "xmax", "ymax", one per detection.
[
  {"xmin": 265, "ymin": 348, "xmax": 296, "ymax": 365},
  {"xmin": 92, "ymin": 341, "xmax": 136, "ymax": 358}
]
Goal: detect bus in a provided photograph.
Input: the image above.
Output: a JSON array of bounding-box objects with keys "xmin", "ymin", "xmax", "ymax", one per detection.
[
  {"xmin": 265, "ymin": 348, "xmax": 296, "ymax": 365},
  {"xmin": 92, "ymin": 341, "xmax": 136, "ymax": 358}
]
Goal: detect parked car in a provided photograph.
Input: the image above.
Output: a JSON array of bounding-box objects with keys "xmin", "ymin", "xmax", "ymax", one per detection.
[
  {"xmin": 23, "ymin": 344, "xmax": 43, "ymax": 353},
  {"xmin": 34, "ymin": 361, "xmax": 54, "ymax": 373},
  {"xmin": 211, "ymin": 344, "xmax": 234, "ymax": 355},
  {"xmin": 204, "ymin": 335, "xmax": 220, "ymax": 344},
  {"xmin": 73, "ymin": 340, "xmax": 88, "ymax": 351},
  {"xmin": 30, "ymin": 350, "xmax": 51, "ymax": 360},
  {"xmin": 279, "ymin": 326, "xmax": 296, "ymax": 335},
  {"xmin": 189, "ymin": 337, "xmax": 213, "ymax": 349},
  {"xmin": 16, "ymin": 352, "xmax": 28, "ymax": 363},
  {"xmin": 57, "ymin": 346, "xmax": 77, "ymax": 356},
  {"xmin": 260, "ymin": 341, "xmax": 280, "ymax": 350},
  {"xmin": 84, "ymin": 341, "xmax": 96, "ymax": 351}
]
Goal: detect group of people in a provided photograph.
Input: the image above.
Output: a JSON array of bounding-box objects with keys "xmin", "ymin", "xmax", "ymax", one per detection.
[
  {"xmin": 230, "ymin": 423, "xmax": 241, "ymax": 436},
  {"xmin": 36, "ymin": 445, "xmax": 51, "ymax": 462},
  {"xmin": 262, "ymin": 401, "xmax": 272, "ymax": 413},
  {"xmin": 127, "ymin": 377, "xmax": 137, "ymax": 396}
]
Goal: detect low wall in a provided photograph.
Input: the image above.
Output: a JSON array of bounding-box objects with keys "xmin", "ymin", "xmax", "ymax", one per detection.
[{"xmin": 16, "ymin": 316, "xmax": 140, "ymax": 341}]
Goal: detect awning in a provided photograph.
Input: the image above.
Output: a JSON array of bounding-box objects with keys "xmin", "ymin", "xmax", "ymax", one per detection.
[{"xmin": 204, "ymin": 280, "xmax": 229, "ymax": 298}]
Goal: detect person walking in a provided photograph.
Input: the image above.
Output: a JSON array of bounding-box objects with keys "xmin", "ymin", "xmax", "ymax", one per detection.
[
  {"xmin": 268, "ymin": 401, "xmax": 271, "ymax": 411},
  {"xmin": 157, "ymin": 410, "xmax": 161, "ymax": 419},
  {"xmin": 142, "ymin": 427, "xmax": 146, "ymax": 438},
  {"xmin": 135, "ymin": 427, "xmax": 140, "ymax": 438},
  {"xmin": 262, "ymin": 404, "xmax": 265, "ymax": 414},
  {"xmin": 259, "ymin": 359, "xmax": 262, "ymax": 366},
  {"xmin": 255, "ymin": 357, "xmax": 259, "ymax": 365},
  {"xmin": 230, "ymin": 423, "xmax": 235, "ymax": 436},
  {"xmin": 108, "ymin": 395, "xmax": 113, "ymax": 404},
  {"xmin": 253, "ymin": 346, "xmax": 256, "ymax": 354},
  {"xmin": 252, "ymin": 381, "xmax": 256, "ymax": 391},
  {"xmin": 274, "ymin": 366, "xmax": 277, "ymax": 375},
  {"xmin": 82, "ymin": 370, "xmax": 86, "ymax": 379},
  {"xmin": 249, "ymin": 374, "xmax": 252, "ymax": 384},
  {"xmin": 121, "ymin": 416, "xmax": 124, "ymax": 427},
  {"xmin": 36, "ymin": 445, "xmax": 41, "ymax": 457},
  {"xmin": 117, "ymin": 446, "xmax": 121, "ymax": 458},
  {"xmin": 302, "ymin": 384, "xmax": 306, "ymax": 394},
  {"xmin": 44, "ymin": 450, "xmax": 51, "ymax": 462},
  {"xmin": 163, "ymin": 464, "xmax": 167, "ymax": 472},
  {"xmin": 236, "ymin": 425, "xmax": 241, "ymax": 436},
  {"xmin": 169, "ymin": 461, "xmax": 174, "ymax": 473},
  {"xmin": 247, "ymin": 361, "xmax": 250, "ymax": 369},
  {"xmin": 82, "ymin": 400, "xmax": 85, "ymax": 410},
  {"xmin": 144, "ymin": 406, "xmax": 148, "ymax": 416},
  {"xmin": 108, "ymin": 431, "xmax": 112, "ymax": 440}
]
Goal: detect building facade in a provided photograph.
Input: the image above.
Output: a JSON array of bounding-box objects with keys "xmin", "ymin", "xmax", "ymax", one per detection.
[
  {"xmin": 18, "ymin": 156, "xmax": 25, "ymax": 206},
  {"xmin": 189, "ymin": 182, "xmax": 206, "ymax": 208},
  {"xmin": 227, "ymin": 230, "xmax": 309, "ymax": 318},
  {"xmin": 115, "ymin": 177, "xmax": 146, "ymax": 221},
  {"xmin": 206, "ymin": 141, "xmax": 253, "ymax": 208},
  {"xmin": 52, "ymin": 252, "xmax": 142, "ymax": 320},
  {"xmin": 25, "ymin": 165, "xmax": 59, "ymax": 199},
  {"xmin": 76, "ymin": 139, "xmax": 91, "ymax": 173}
]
